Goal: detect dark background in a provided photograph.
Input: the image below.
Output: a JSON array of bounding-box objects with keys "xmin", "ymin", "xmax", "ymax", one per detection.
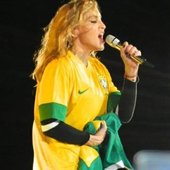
[{"xmin": 1, "ymin": 0, "xmax": 170, "ymax": 169}]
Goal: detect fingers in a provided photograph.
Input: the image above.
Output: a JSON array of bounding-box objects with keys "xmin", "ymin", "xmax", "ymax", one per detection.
[
  {"xmin": 134, "ymin": 50, "xmax": 142, "ymax": 57},
  {"xmin": 86, "ymin": 121, "xmax": 107, "ymax": 147},
  {"xmin": 98, "ymin": 121, "xmax": 107, "ymax": 133},
  {"xmin": 96, "ymin": 121, "xmax": 107, "ymax": 140},
  {"xmin": 122, "ymin": 41, "xmax": 142, "ymax": 57}
]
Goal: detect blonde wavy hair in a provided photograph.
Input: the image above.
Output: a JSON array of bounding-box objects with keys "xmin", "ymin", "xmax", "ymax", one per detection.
[{"xmin": 32, "ymin": 0, "xmax": 99, "ymax": 82}]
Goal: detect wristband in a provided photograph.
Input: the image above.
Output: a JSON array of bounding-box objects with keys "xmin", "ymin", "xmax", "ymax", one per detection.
[{"xmin": 124, "ymin": 74, "xmax": 137, "ymax": 82}]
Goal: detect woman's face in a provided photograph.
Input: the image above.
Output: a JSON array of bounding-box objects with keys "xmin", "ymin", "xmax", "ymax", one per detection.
[{"xmin": 74, "ymin": 7, "xmax": 106, "ymax": 53}]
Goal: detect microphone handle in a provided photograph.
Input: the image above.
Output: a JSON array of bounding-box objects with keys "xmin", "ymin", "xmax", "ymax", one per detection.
[{"xmin": 112, "ymin": 43, "xmax": 154, "ymax": 68}]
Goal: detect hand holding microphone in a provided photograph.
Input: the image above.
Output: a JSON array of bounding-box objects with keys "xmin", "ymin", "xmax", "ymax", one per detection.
[
  {"xmin": 105, "ymin": 34, "xmax": 154, "ymax": 68},
  {"xmin": 105, "ymin": 34, "xmax": 153, "ymax": 82}
]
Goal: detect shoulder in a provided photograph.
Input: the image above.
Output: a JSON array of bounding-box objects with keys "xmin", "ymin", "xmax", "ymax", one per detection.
[
  {"xmin": 42, "ymin": 54, "xmax": 74, "ymax": 81},
  {"xmin": 45, "ymin": 54, "xmax": 72, "ymax": 72}
]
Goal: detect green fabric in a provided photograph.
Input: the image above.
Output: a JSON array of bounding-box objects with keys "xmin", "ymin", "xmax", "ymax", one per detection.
[
  {"xmin": 78, "ymin": 157, "xmax": 103, "ymax": 170},
  {"xmin": 107, "ymin": 92, "xmax": 121, "ymax": 113},
  {"xmin": 39, "ymin": 102, "xmax": 67, "ymax": 121},
  {"xmin": 83, "ymin": 113, "xmax": 134, "ymax": 170}
]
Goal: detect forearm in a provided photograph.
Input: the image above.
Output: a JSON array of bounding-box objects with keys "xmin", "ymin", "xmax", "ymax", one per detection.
[
  {"xmin": 41, "ymin": 119, "xmax": 90, "ymax": 145},
  {"xmin": 118, "ymin": 77, "xmax": 138, "ymax": 123}
]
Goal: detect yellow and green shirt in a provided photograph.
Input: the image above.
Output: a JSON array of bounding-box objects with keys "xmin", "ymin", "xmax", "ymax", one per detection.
[{"xmin": 32, "ymin": 51, "xmax": 120, "ymax": 170}]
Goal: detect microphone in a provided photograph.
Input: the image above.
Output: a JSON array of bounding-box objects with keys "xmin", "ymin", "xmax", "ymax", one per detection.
[{"xmin": 105, "ymin": 34, "xmax": 154, "ymax": 68}]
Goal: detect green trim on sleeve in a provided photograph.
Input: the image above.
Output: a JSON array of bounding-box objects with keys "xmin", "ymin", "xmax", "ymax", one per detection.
[
  {"xmin": 107, "ymin": 91, "xmax": 121, "ymax": 113},
  {"xmin": 39, "ymin": 102, "xmax": 67, "ymax": 122}
]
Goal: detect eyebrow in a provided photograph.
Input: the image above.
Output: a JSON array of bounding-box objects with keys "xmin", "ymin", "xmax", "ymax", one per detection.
[{"xmin": 87, "ymin": 15, "xmax": 101, "ymax": 20}]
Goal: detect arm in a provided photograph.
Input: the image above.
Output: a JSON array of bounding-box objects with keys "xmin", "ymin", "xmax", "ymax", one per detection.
[
  {"xmin": 41, "ymin": 119, "xmax": 107, "ymax": 146},
  {"xmin": 118, "ymin": 77, "xmax": 138, "ymax": 123},
  {"xmin": 118, "ymin": 41, "xmax": 141, "ymax": 123},
  {"xmin": 41, "ymin": 119, "xmax": 90, "ymax": 145}
]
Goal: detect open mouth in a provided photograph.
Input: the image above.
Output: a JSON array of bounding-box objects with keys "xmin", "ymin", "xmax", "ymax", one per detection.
[{"xmin": 98, "ymin": 34, "xmax": 104, "ymax": 43}]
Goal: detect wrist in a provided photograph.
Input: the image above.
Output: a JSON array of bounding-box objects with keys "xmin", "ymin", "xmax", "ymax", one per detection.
[
  {"xmin": 85, "ymin": 135, "xmax": 95, "ymax": 146},
  {"xmin": 124, "ymin": 73, "xmax": 137, "ymax": 82}
]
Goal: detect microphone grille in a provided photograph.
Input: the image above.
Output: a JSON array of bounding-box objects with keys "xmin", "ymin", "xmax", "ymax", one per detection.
[{"xmin": 105, "ymin": 34, "xmax": 120, "ymax": 46}]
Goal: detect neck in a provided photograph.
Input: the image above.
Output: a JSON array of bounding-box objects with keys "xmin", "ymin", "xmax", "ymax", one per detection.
[{"xmin": 71, "ymin": 48, "xmax": 91, "ymax": 67}]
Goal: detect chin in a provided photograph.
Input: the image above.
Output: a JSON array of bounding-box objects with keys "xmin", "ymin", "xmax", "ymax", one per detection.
[
  {"xmin": 98, "ymin": 46, "xmax": 105, "ymax": 51},
  {"xmin": 92, "ymin": 45, "xmax": 104, "ymax": 52}
]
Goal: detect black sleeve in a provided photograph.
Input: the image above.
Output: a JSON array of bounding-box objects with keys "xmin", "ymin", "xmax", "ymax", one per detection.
[
  {"xmin": 118, "ymin": 78, "xmax": 138, "ymax": 123},
  {"xmin": 42, "ymin": 119, "xmax": 90, "ymax": 145}
]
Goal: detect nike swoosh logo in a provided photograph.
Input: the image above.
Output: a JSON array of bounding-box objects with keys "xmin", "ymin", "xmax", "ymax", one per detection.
[{"xmin": 78, "ymin": 88, "xmax": 88, "ymax": 95}]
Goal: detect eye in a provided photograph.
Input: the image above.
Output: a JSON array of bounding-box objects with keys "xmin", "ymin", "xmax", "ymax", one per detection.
[{"xmin": 90, "ymin": 20, "xmax": 97, "ymax": 23}]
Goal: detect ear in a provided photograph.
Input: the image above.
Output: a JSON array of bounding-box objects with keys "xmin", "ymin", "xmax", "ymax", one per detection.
[{"xmin": 72, "ymin": 26, "xmax": 80, "ymax": 38}]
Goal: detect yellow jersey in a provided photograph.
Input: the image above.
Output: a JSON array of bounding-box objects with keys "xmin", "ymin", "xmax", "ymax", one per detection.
[{"xmin": 32, "ymin": 51, "xmax": 120, "ymax": 170}]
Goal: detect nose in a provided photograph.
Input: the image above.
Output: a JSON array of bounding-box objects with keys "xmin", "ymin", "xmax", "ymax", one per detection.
[{"xmin": 100, "ymin": 20, "xmax": 106, "ymax": 30}]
